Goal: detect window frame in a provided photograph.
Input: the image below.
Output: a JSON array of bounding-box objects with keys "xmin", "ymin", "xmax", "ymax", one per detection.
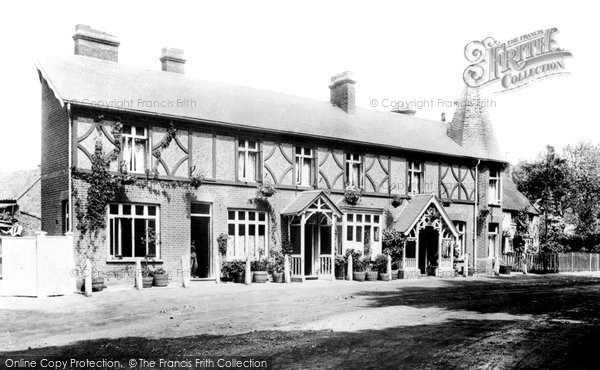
[
  {"xmin": 488, "ymin": 169, "xmax": 502, "ymax": 205},
  {"xmin": 237, "ymin": 139, "xmax": 260, "ymax": 182},
  {"xmin": 344, "ymin": 212, "xmax": 382, "ymax": 247},
  {"xmin": 407, "ymin": 161, "xmax": 423, "ymax": 194},
  {"xmin": 345, "ymin": 153, "xmax": 364, "ymax": 188},
  {"xmin": 121, "ymin": 125, "xmax": 149, "ymax": 174},
  {"xmin": 294, "ymin": 146, "xmax": 314, "ymax": 187},
  {"xmin": 108, "ymin": 203, "xmax": 160, "ymax": 260},
  {"xmin": 226, "ymin": 209, "xmax": 269, "ymax": 259},
  {"xmin": 453, "ymin": 221, "xmax": 466, "ymax": 256},
  {"xmin": 488, "ymin": 223, "xmax": 500, "ymax": 259}
]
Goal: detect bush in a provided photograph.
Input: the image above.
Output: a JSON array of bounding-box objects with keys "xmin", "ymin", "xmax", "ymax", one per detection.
[
  {"xmin": 374, "ymin": 254, "xmax": 389, "ymax": 273},
  {"xmin": 334, "ymin": 255, "xmax": 346, "ymax": 267},
  {"xmin": 221, "ymin": 260, "xmax": 245, "ymax": 276},
  {"xmin": 251, "ymin": 259, "xmax": 269, "ymax": 271},
  {"xmin": 382, "ymin": 229, "xmax": 405, "ymax": 263},
  {"xmin": 268, "ymin": 251, "xmax": 284, "ymax": 273}
]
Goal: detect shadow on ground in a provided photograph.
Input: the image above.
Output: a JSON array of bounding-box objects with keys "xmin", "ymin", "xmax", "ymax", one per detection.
[{"xmin": 1, "ymin": 318, "xmax": 599, "ymax": 369}]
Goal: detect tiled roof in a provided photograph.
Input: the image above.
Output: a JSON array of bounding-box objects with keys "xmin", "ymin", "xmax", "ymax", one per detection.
[
  {"xmin": 36, "ymin": 55, "xmax": 492, "ymax": 161},
  {"xmin": 281, "ymin": 190, "xmax": 342, "ymax": 216},
  {"xmin": 0, "ymin": 169, "xmax": 41, "ymax": 217},
  {"xmin": 0, "ymin": 169, "xmax": 40, "ymax": 202},
  {"xmin": 502, "ymin": 175, "xmax": 538, "ymax": 214},
  {"xmin": 447, "ymin": 87, "xmax": 504, "ymax": 162},
  {"xmin": 392, "ymin": 194, "xmax": 458, "ymax": 236}
]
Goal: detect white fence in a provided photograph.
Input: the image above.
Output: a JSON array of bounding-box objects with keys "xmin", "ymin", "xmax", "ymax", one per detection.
[{"xmin": 1, "ymin": 232, "xmax": 75, "ymax": 297}]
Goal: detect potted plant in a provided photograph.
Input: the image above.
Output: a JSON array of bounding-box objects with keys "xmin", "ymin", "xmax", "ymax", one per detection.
[
  {"xmin": 141, "ymin": 263, "xmax": 153, "ymax": 288},
  {"xmin": 92, "ymin": 272, "xmax": 105, "ymax": 292},
  {"xmin": 230, "ymin": 260, "xmax": 246, "ymax": 283},
  {"xmin": 391, "ymin": 261, "xmax": 400, "ymax": 280},
  {"xmin": 334, "ymin": 255, "xmax": 346, "ymax": 280},
  {"xmin": 217, "ymin": 233, "xmax": 229, "ymax": 256},
  {"xmin": 365, "ymin": 260, "xmax": 378, "ymax": 281},
  {"xmin": 344, "ymin": 184, "xmax": 362, "ymax": 205},
  {"xmin": 269, "ymin": 251, "xmax": 285, "ymax": 283},
  {"xmin": 353, "ymin": 259, "xmax": 367, "ymax": 281},
  {"xmin": 252, "ymin": 259, "xmax": 269, "ymax": 283},
  {"xmin": 257, "ymin": 182, "xmax": 277, "ymax": 198},
  {"xmin": 374, "ymin": 254, "xmax": 390, "ymax": 281},
  {"xmin": 188, "ymin": 166, "xmax": 204, "ymax": 189},
  {"xmin": 152, "ymin": 267, "xmax": 169, "ymax": 287},
  {"xmin": 391, "ymin": 195, "xmax": 402, "ymax": 208}
]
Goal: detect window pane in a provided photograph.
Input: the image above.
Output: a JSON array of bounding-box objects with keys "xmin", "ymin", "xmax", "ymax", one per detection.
[
  {"xmin": 122, "ymin": 205, "xmax": 131, "ymax": 215},
  {"xmin": 356, "ymin": 214, "xmax": 362, "ymax": 222},
  {"xmin": 249, "ymin": 212, "xmax": 256, "ymax": 221},
  {"xmin": 248, "ymin": 152, "xmax": 257, "ymax": 181},
  {"xmin": 347, "ymin": 214, "xmax": 354, "ymax": 222},
  {"xmin": 296, "ymin": 147, "xmax": 302, "ymax": 154},
  {"xmin": 374, "ymin": 215, "xmax": 380, "ymax": 224},
  {"xmin": 356, "ymin": 226, "xmax": 363, "ymax": 242},
  {"xmin": 347, "ymin": 226, "xmax": 353, "ymax": 241},
  {"xmin": 148, "ymin": 206, "xmax": 156, "ymax": 216},
  {"xmin": 109, "ymin": 204, "xmax": 119, "ymax": 215},
  {"xmin": 120, "ymin": 218, "xmax": 132, "ymax": 257},
  {"xmin": 228, "ymin": 211, "xmax": 235, "ymax": 220},
  {"xmin": 374, "ymin": 227, "xmax": 380, "ymax": 242},
  {"xmin": 135, "ymin": 126, "xmax": 146, "ymax": 136},
  {"xmin": 191, "ymin": 203, "xmax": 210, "ymax": 215},
  {"xmin": 228, "ymin": 224, "xmax": 235, "ymax": 235},
  {"xmin": 248, "ymin": 141, "xmax": 257, "ymax": 150},
  {"xmin": 238, "ymin": 211, "xmax": 246, "ymax": 220},
  {"xmin": 365, "ymin": 215, "xmax": 371, "ymax": 223},
  {"xmin": 258, "ymin": 225, "xmax": 265, "ymax": 236},
  {"xmin": 147, "ymin": 220, "xmax": 156, "ymax": 257},
  {"xmin": 238, "ymin": 152, "xmax": 245, "ymax": 179},
  {"xmin": 109, "ymin": 220, "xmax": 114, "ymax": 256},
  {"xmin": 249, "ymin": 224, "xmax": 256, "ymax": 235},
  {"xmin": 135, "ymin": 205, "xmax": 144, "ymax": 216},
  {"xmin": 134, "ymin": 219, "xmax": 146, "ymax": 257},
  {"xmin": 122, "ymin": 125, "xmax": 132, "ymax": 134},
  {"xmin": 238, "ymin": 224, "xmax": 246, "ymax": 236},
  {"xmin": 258, "ymin": 212, "xmax": 266, "ymax": 221},
  {"xmin": 239, "ymin": 140, "xmax": 246, "ymax": 148}
]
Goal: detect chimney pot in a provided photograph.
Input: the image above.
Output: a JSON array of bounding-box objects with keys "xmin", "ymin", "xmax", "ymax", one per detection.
[
  {"xmin": 72, "ymin": 24, "xmax": 120, "ymax": 62},
  {"xmin": 329, "ymin": 71, "xmax": 356, "ymax": 114},
  {"xmin": 160, "ymin": 47, "xmax": 186, "ymax": 74}
]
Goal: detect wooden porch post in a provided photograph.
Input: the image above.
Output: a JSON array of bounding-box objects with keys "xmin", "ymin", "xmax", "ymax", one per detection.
[
  {"xmin": 317, "ymin": 213, "xmax": 321, "ymax": 274},
  {"xmin": 415, "ymin": 231, "xmax": 420, "ymax": 274},
  {"xmin": 300, "ymin": 213, "xmax": 306, "ymax": 282},
  {"xmin": 437, "ymin": 231, "xmax": 442, "ymax": 277},
  {"xmin": 402, "ymin": 240, "xmax": 406, "ymax": 270},
  {"xmin": 331, "ymin": 216, "xmax": 336, "ymax": 280}
]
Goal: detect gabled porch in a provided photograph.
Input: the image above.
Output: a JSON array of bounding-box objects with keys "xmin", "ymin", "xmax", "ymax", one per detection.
[
  {"xmin": 393, "ymin": 194, "xmax": 459, "ymax": 279},
  {"xmin": 281, "ymin": 190, "xmax": 342, "ymax": 282}
]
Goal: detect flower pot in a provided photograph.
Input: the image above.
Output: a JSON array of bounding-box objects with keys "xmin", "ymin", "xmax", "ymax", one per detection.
[
  {"xmin": 272, "ymin": 272, "xmax": 283, "ymax": 283},
  {"xmin": 335, "ymin": 264, "xmax": 346, "ymax": 280},
  {"xmin": 378, "ymin": 272, "xmax": 390, "ymax": 281},
  {"xmin": 142, "ymin": 276, "xmax": 153, "ymax": 288},
  {"xmin": 253, "ymin": 271, "xmax": 268, "ymax": 283},
  {"xmin": 353, "ymin": 271, "xmax": 366, "ymax": 281},
  {"xmin": 366, "ymin": 271, "xmax": 378, "ymax": 281},
  {"xmin": 92, "ymin": 277, "xmax": 104, "ymax": 292},
  {"xmin": 152, "ymin": 273, "xmax": 169, "ymax": 287},
  {"xmin": 391, "ymin": 270, "xmax": 399, "ymax": 280},
  {"xmin": 234, "ymin": 272, "xmax": 245, "ymax": 283}
]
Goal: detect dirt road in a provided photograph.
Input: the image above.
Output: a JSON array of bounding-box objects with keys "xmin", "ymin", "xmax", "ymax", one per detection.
[{"xmin": 1, "ymin": 274, "xmax": 600, "ymax": 369}]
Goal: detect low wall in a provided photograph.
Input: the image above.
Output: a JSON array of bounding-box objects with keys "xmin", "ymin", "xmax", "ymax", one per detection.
[{"xmin": 0, "ymin": 232, "xmax": 75, "ymax": 297}]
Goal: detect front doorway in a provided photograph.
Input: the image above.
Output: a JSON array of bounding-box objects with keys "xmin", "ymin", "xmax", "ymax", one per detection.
[
  {"xmin": 418, "ymin": 226, "xmax": 439, "ymax": 275},
  {"xmin": 191, "ymin": 203, "xmax": 212, "ymax": 279}
]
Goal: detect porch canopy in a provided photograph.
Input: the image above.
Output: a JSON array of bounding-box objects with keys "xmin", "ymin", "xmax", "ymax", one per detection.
[
  {"xmin": 281, "ymin": 190, "xmax": 342, "ymax": 280},
  {"xmin": 392, "ymin": 194, "xmax": 458, "ymax": 275}
]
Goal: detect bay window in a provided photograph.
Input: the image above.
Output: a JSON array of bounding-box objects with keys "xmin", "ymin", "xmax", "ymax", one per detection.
[
  {"xmin": 345, "ymin": 213, "xmax": 382, "ymax": 257},
  {"xmin": 109, "ymin": 203, "xmax": 159, "ymax": 259}
]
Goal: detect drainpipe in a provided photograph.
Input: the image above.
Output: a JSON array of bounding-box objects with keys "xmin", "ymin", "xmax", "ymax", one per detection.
[
  {"xmin": 67, "ymin": 103, "xmax": 73, "ymax": 233},
  {"xmin": 473, "ymin": 160, "xmax": 480, "ymax": 274}
]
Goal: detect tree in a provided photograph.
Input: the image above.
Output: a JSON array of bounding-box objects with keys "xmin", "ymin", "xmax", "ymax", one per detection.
[
  {"xmin": 512, "ymin": 145, "xmax": 570, "ymax": 243},
  {"xmin": 563, "ymin": 142, "xmax": 600, "ymax": 236}
]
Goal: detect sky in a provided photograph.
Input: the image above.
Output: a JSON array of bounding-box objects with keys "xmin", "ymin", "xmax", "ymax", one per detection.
[{"xmin": 0, "ymin": 0, "xmax": 596, "ymax": 171}]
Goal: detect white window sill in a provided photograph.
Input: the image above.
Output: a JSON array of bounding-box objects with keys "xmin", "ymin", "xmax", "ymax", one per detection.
[{"xmin": 107, "ymin": 258, "xmax": 164, "ymax": 263}]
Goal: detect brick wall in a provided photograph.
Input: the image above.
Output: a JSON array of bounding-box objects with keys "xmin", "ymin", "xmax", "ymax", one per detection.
[{"xmin": 40, "ymin": 79, "xmax": 70, "ymax": 235}]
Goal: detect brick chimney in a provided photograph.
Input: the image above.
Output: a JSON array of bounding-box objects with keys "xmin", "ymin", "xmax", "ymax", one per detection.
[
  {"xmin": 72, "ymin": 25, "xmax": 120, "ymax": 62},
  {"xmin": 329, "ymin": 71, "xmax": 356, "ymax": 114},
  {"xmin": 160, "ymin": 48, "xmax": 186, "ymax": 74}
]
